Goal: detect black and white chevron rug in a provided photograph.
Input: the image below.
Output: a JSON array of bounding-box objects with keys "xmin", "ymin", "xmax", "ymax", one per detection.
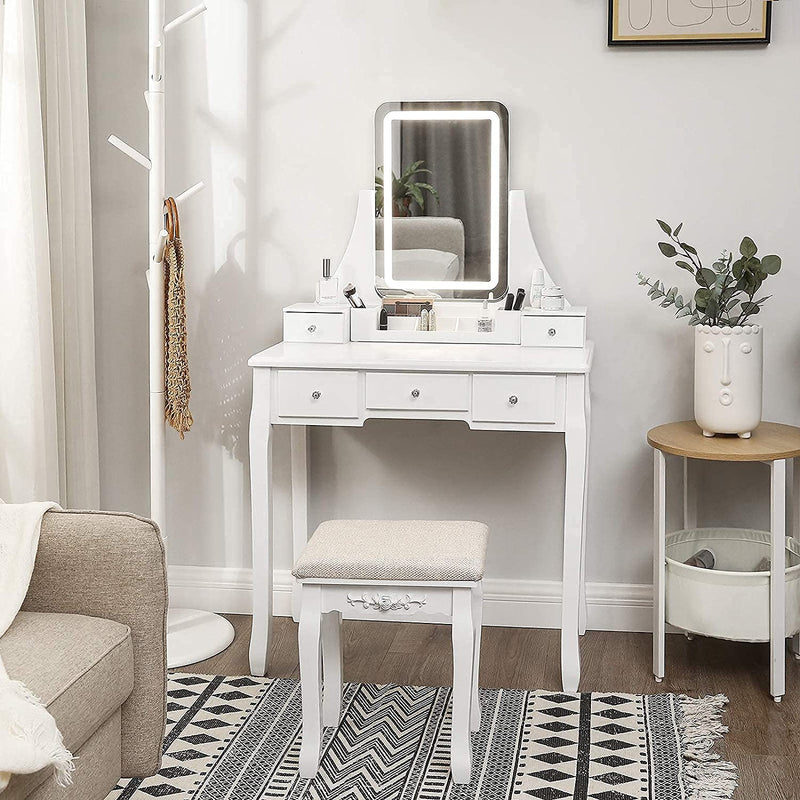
[{"xmin": 107, "ymin": 674, "xmax": 736, "ymax": 800}]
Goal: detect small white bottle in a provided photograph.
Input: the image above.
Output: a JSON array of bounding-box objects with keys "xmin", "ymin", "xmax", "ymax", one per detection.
[
  {"xmin": 530, "ymin": 268, "xmax": 545, "ymax": 309},
  {"xmin": 315, "ymin": 258, "xmax": 339, "ymax": 305}
]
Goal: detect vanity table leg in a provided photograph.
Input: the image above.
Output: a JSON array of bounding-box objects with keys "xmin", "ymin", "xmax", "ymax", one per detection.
[
  {"xmin": 249, "ymin": 368, "xmax": 273, "ymax": 676},
  {"xmin": 291, "ymin": 426, "xmax": 310, "ymax": 622},
  {"xmin": 561, "ymin": 374, "xmax": 587, "ymax": 693},
  {"xmin": 770, "ymin": 459, "xmax": 786, "ymax": 702},
  {"xmin": 792, "ymin": 459, "xmax": 800, "ymax": 660},
  {"xmin": 653, "ymin": 449, "xmax": 666, "ymax": 683},
  {"xmin": 578, "ymin": 376, "xmax": 591, "ymax": 637}
]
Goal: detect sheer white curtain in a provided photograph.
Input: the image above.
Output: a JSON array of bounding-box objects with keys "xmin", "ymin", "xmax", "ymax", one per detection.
[{"xmin": 0, "ymin": 0, "xmax": 99, "ymax": 506}]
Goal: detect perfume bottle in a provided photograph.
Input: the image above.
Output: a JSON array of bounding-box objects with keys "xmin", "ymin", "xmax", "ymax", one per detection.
[
  {"xmin": 477, "ymin": 297, "xmax": 494, "ymax": 332},
  {"xmin": 315, "ymin": 258, "xmax": 339, "ymax": 305}
]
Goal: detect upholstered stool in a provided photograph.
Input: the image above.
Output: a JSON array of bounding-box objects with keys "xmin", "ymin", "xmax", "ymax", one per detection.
[{"xmin": 292, "ymin": 519, "xmax": 488, "ymax": 784}]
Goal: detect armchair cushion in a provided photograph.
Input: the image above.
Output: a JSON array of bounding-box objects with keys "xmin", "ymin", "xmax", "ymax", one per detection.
[{"xmin": 0, "ymin": 612, "xmax": 132, "ymax": 799}]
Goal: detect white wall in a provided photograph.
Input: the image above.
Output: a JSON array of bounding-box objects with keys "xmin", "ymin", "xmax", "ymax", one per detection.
[{"xmin": 86, "ymin": 1, "xmax": 800, "ymax": 623}]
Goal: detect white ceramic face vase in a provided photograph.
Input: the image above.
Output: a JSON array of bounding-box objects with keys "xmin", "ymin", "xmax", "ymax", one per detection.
[{"xmin": 694, "ymin": 325, "xmax": 763, "ymax": 439}]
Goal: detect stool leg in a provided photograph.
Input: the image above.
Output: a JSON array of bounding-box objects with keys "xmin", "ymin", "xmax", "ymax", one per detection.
[
  {"xmin": 298, "ymin": 585, "xmax": 323, "ymax": 777},
  {"xmin": 322, "ymin": 611, "xmax": 342, "ymax": 726},
  {"xmin": 470, "ymin": 584, "xmax": 483, "ymax": 732},
  {"xmin": 451, "ymin": 588, "xmax": 474, "ymax": 785}
]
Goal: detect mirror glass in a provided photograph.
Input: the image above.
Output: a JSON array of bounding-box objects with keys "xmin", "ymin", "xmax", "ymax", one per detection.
[{"xmin": 374, "ymin": 101, "xmax": 508, "ymax": 300}]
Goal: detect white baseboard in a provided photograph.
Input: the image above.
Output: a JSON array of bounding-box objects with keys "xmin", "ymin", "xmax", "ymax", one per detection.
[{"xmin": 168, "ymin": 565, "xmax": 654, "ymax": 633}]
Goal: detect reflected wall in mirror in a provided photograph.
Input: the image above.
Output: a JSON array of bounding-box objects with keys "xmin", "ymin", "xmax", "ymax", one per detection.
[{"xmin": 374, "ymin": 101, "xmax": 509, "ymax": 300}]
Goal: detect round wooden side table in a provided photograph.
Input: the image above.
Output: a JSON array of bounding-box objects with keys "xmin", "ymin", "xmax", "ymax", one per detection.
[{"xmin": 647, "ymin": 420, "xmax": 800, "ymax": 702}]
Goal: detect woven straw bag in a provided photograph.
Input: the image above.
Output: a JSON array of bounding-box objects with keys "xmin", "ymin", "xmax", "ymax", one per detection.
[{"xmin": 164, "ymin": 197, "xmax": 193, "ymax": 438}]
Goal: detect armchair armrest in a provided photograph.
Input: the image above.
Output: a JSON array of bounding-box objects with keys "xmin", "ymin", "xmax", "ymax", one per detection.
[{"xmin": 21, "ymin": 509, "xmax": 167, "ymax": 777}]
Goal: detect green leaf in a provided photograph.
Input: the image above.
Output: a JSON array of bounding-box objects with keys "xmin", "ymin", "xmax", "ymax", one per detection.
[
  {"xmin": 657, "ymin": 219, "xmax": 672, "ymax": 236},
  {"xmin": 673, "ymin": 222, "xmax": 683, "ymax": 238},
  {"xmin": 700, "ymin": 268, "xmax": 717, "ymax": 286},
  {"xmin": 732, "ymin": 258, "xmax": 744, "ymax": 279},
  {"xmin": 676, "ymin": 305, "xmax": 692, "ymax": 318},
  {"xmin": 658, "ymin": 242, "xmax": 677, "ymax": 258},
  {"xmin": 761, "ymin": 254, "xmax": 782, "ymax": 274},
  {"xmin": 694, "ymin": 288, "xmax": 711, "ymax": 309},
  {"xmin": 682, "ymin": 243, "xmax": 698, "ymax": 255},
  {"xmin": 740, "ymin": 301, "xmax": 760, "ymax": 315},
  {"xmin": 740, "ymin": 236, "xmax": 757, "ymax": 258},
  {"xmin": 675, "ymin": 260, "xmax": 694, "ymax": 273}
]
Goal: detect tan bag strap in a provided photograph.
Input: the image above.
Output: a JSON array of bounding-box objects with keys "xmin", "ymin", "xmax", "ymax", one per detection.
[{"xmin": 164, "ymin": 197, "xmax": 180, "ymax": 241}]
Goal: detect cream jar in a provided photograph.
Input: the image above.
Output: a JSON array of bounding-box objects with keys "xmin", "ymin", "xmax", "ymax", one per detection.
[{"xmin": 541, "ymin": 286, "xmax": 564, "ymax": 311}]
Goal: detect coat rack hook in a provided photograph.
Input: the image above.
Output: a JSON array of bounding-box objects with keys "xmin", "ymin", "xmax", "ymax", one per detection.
[
  {"xmin": 164, "ymin": 3, "xmax": 207, "ymax": 34},
  {"xmin": 108, "ymin": 135, "xmax": 152, "ymax": 170},
  {"xmin": 174, "ymin": 180, "xmax": 206, "ymax": 206},
  {"xmin": 153, "ymin": 230, "xmax": 169, "ymax": 264}
]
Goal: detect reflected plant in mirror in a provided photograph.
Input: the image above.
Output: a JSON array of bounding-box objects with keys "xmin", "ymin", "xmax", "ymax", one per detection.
[
  {"xmin": 374, "ymin": 101, "xmax": 508, "ymax": 300},
  {"xmin": 375, "ymin": 160, "xmax": 439, "ymax": 218}
]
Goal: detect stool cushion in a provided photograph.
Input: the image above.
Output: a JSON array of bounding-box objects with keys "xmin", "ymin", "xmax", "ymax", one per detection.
[{"xmin": 292, "ymin": 520, "xmax": 488, "ymax": 582}]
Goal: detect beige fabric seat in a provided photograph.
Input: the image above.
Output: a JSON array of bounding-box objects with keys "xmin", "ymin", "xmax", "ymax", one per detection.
[
  {"xmin": 0, "ymin": 510, "xmax": 167, "ymax": 800},
  {"xmin": 292, "ymin": 519, "xmax": 489, "ymax": 582},
  {"xmin": 0, "ymin": 613, "xmax": 134, "ymax": 799}
]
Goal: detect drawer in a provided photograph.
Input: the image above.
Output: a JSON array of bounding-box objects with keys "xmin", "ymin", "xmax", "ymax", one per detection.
[
  {"xmin": 277, "ymin": 370, "xmax": 359, "ymax": 418},
  {"xmin": 283, "ymin": 311, "xmax": 348, "ymax": 343},
  {"xmin": 521, "ymin": 315, "xmax": 585, "ymax": 348},
  {"xmin": 366, "ymin": 372, "xmax": 469, "ymax": 411},
  {"xmin": 472, "ymin": 374, "xmax": 557, "ymax": 424}
]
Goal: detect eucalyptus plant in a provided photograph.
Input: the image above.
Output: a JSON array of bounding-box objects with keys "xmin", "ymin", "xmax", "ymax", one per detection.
[
  {"xmin": 375, "ymin": 160, "xmax": 439, "ymax": 218},
  {"xmin": 636, "ymin": 220, "xmax": 782, "ymax": 327}
]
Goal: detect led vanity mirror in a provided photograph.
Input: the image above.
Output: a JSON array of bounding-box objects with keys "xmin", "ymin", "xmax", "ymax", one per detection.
[{"xmin": 374, "ymin": 101, "xmax": 509, "ymax": 299}]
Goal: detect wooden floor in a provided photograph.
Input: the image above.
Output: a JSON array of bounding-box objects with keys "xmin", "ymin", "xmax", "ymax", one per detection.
[{"xmin": 178, "ymin": 616, "xmax": 800, "ymax": 799}]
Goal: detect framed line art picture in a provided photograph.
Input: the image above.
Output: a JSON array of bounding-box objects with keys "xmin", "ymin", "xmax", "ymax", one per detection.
[{"xmin": 608, "ymin": 0, "xmax": 772, "ymax": 45}]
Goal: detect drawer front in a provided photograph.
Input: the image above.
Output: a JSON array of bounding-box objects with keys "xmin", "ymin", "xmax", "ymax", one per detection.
[
  {"xmin": 472, "ymin": 374, "xmax": 557, "ymax": 423},
  {"xmin": 283, "ymin": 312, "xmax": 347, "ymax": 343},
  {"xmin": 521, "ymin": 315, "xmax": 585, "ymax": 348},
  {"xmin": 366, "ymin": 372, "xmax": 469, "ymax": 411},
  {"xmin": 277, "ymin": 370, "xmax": 359, "ymax": 418}
]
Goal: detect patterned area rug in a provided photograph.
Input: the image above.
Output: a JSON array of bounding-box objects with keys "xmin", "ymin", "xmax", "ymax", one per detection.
[{"xmin": 108, "ymin": 674, "xmax": 736, "ymax": 800}]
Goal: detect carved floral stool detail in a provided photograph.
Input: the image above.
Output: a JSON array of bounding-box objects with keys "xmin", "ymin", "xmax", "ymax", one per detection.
[{"xmin": 291, "ymin": 519, "xmax": 488, "ymax": 784}]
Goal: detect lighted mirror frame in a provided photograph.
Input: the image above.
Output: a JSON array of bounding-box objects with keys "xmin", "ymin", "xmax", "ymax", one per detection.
[{"xmin": 379, "ymin": 104, "xmax": 507, "ymax": 294}]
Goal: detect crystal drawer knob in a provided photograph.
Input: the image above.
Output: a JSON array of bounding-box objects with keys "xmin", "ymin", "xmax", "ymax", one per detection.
[
  {"xmin": 411, "ymin": 388, "xmax": 420, "ymax": 398},
  {"xmin": 509, "ymin": 395, "xmax": 518, "ymax": 405},
  {"xmin": 311, "ymin": 391, "xmax": 321, "ymax": 400},
  {"xmin": 548, "ymin": 327, "xmax": 556, "ymax": 337},
  {"xmin": 308, "ymin": 324, "xmax": 317, "ymax": 333}
]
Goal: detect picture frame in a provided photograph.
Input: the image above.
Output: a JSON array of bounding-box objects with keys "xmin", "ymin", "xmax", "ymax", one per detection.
[{"xmin": 608, "ymin": 0, "xmax": 772, "ymax": 46}]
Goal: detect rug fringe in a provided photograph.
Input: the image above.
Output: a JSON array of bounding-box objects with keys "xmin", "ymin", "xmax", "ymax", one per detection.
[{"xmin": 677, "ymin": 694, "xmax": 737, "ymax": 799}]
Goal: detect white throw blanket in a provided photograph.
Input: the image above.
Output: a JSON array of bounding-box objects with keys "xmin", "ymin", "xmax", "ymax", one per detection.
[{"xmin": 0, "ymin": 501, "xmax": 73, "ymax": 792}]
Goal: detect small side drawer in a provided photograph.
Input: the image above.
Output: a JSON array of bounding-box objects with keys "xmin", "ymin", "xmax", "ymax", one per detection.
[
  {"xmin": 472, "ymin": 374, "xmax": 557, "ymax": 424},
  {"xmin": 521, "ymin": 315, "xmax": 585, "ymax": 348},
  {"xmin": 283, "ymin": 311, "xmax": 348, "ymax": 343},
  {"xmin": 277, "ymin": 370, "xmax": 359, "ymax": 418},
  {"xmin": 365, "ymin": 372, "xmax": 469, "ymax": 411}
]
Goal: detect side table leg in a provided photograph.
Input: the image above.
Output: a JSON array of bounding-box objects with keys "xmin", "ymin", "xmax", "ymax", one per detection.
[
  {"xmin": 683, "ymin": 457, "xmax": 697, "ymax": 529},
  {"xmin": 770, "ymin": 459, "xmax": 786, "ymax": 701},
  {"xmin": 653, "ymin": 449, "xmax": 666, "ymax": 683}
]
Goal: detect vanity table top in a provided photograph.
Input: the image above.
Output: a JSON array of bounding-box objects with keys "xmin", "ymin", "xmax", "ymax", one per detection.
[{"xmin": 249, "ymin": 341, "xmax": 594, "ymax": 374}]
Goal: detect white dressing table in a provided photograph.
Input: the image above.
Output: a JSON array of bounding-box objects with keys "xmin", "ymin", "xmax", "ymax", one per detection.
[
  {"xmin": 248, "ymin": 339, "xmax": 593, "ymax": 691},
  {"xmin": 248, "ymin": 102, "xmax": 594, "ymax": 691}
]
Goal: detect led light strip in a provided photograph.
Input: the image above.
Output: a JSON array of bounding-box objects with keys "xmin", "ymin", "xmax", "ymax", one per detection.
[{"xmin": 382, "ymin": 109, "xmax": 501, "ymax": 291}]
